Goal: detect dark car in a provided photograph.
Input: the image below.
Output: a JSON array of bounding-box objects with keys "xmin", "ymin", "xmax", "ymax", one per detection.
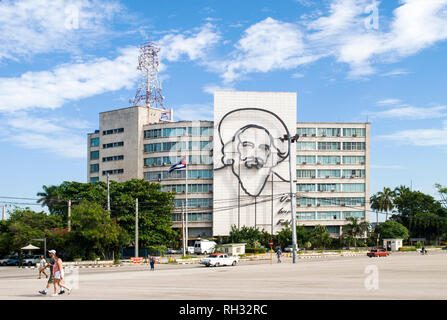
[
  {"xmin": 0, "ymin": 255, "xmax": 20, "ymax": 266},
  {"xmin": 367, "ymin": 248, "xmax": 389, "ymax": 258}
]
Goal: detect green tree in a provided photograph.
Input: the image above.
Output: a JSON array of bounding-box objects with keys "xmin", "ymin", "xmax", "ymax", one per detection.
[
  {"xmin": 342, "ymin": 217, "xmax": 370, "ymax": 248},
  {"xmin": 70, "ymin": 203, "xmax": 129, "ymax": 260},
  {"xmin": 312, "ymin": 225, "xmax": 332, "ymax": 249},
  {"xmin": 376, "ymin": 187, "xmax": 395, "ymax": 221},
  {"xmin": 374, "ymin": 220, "xmax": 409, "ymax": 240}
]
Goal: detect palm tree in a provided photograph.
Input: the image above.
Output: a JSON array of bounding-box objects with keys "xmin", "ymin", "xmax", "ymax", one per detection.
[
  {"xmin": 342, "ymin": 217, "xmax": 370, "ymax": 247},
  {"xmin": 370, "ymin": 194, "xmax": 380, "ymax": 228},
  {"xmin": 37, "ymin": 185, "xmax": 61, "ymax": 214},
  {"xmin": 377, "ymin": 187, "xmax": 395, "ymax": 221}
]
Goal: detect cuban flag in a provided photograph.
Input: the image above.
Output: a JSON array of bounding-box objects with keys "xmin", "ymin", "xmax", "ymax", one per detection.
[{"xmin": 169, "ymin": 156, "xmax": 187, "ymax": 173}]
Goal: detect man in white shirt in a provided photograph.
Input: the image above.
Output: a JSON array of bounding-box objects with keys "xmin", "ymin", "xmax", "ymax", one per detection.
[{"xmin": 38, "ymin": 255, "xmax": 48, "ymax": 279}]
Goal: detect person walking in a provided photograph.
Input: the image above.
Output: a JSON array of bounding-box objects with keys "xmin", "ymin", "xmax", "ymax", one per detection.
[
  {"xmin": 38, "ymin": 250, "xmax": 59, "ymax": 295},
  {"xmin": 150, "ymin": 256, "xmax": 155, "ymax": 271},
  {"xmin": 38, "ymin": 255, "xmax": 48, "ymax": 279},
  {"xmin": 276, "ymin": 248, "xmax": 282, "ymax": 263},
  {"xmin": 52, "ymin": 252, "xmax": 72, "ymax": 296}
]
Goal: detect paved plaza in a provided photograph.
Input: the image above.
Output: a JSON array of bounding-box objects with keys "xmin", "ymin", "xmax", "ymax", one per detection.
[{"xmin": 1, "ymin": 252, "xmax": 446, "ymax": 300}]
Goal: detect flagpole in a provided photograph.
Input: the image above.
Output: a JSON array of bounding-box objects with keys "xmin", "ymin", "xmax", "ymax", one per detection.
[{"xmin": 185, "ymin": 156, "xmax": 188, "ymax": 254}]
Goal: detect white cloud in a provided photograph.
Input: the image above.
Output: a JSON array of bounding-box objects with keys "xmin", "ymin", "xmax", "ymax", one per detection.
[
  {"xmin": 202, "ymin": 84, "xmax": 235, "ymax": 95},
  {"xmin": 0, "ymin": 47, "xmax": 139, "ymax": 112},
  {"xmin": 291, "ymin": 73, "xmax": 305, "ymax": 78},
  {"xmin": 221, "ymin": 17, "xmax": 311, "ymax": 82},
  {"xmin": 157, "ymin": 23, "xmax": 221, "ymax": 62},
  {"xmin": 376, "ymin": 99, "xmax": 402, "ymax": 106},
  {"xmin": 381, "ymin": 69, "xmax": 411, "ymax": 77},
  {"xmin": 377, "ymin": 121, "xmax": 447, "ymax": 147},
  {"xmin": 368, "ymin": 106, "xmax": 447, "ymax": 120},
  {"xmin": 0, "ymin": 0, "xmax": 122, "ymax": 61},
  {"xmin": 173, "ymin": 104, "xmax": 213, "ymax": 121}
]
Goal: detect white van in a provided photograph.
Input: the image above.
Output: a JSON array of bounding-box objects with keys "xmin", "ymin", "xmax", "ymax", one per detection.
[{"xmin": 194, "ymin": 240, "xmax": 216, "ymax": 254}]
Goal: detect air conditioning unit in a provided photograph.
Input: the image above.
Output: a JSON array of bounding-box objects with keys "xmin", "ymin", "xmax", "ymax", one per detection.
[
  {"xmin": 302, "ymin": 161, "xmax": 306, "ymax": 165},
  {"xmin": 350, "ymin": 176, "xmax": 355, "ymax": 179},
  {"xmin": 353, "ymin": 133, "xmax": 357, "ymax": 137},
  {"xmin": 331, "ymin": 189, "xmax": 335, "ymax": 192},
  {"xmin": 317, "ymin": 203, "xmax": 321, "ymax": 207},
  {"xmin": 312, "ymin": 133, "xmax": 316, "ymax": 137},
  {"xmin": 326, "ymin": 175, "xmax": 330, "ymax": 179},
  {"xmin": 209, "ymin": 190, "xmax": 213, "ymax": 193},
  {"xmin": 197, "ymin": 176, "xmax": 201, "ymax": 179},
  {"xmin": 297, "ymin": 204, "xmax": 301, "ymax": 207},
  {"xmin": 342, "ymin": 176, "xmax": 345, "ymax": 179},
  {"xmin": 307, "ymin": 203, "xmax": 312, "ymax": 207},
  {"xmin": 336, "ymin": 162, "xmax": 341, "ymax": 165},
  {"xmin": 317, "ymin": 162, "xmax": 321, "ymax": 165},
  {"xmin": 322, "ymin": 134, "xmax": 326, "ymax": 137},
  {"xmin": 360, "ymin": 162, "xmax": 365, "ymax": 165},
  {"xmin": 311, "ymin": 176, "xmax": 316, "ymax": 179},
  {"xmin": 341, "ymin": 203, "xmax": 346, "ymax": 207},
  {"xmin": 336, "ymin": 134, "xmax": 340, "ymax": 137},
  {"xmin": 302, "ymin": 133, "xmax": 307, "ymax": 137}
]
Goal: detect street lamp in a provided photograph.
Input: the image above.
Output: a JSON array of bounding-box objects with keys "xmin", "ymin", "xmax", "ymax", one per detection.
[
  {"xmin": 32, "ymin": 238, "xmax": 47, "ymax": 259},
  {"xmin": 280, "ymin": 133, "xmax": 299, "ymax": 263}
]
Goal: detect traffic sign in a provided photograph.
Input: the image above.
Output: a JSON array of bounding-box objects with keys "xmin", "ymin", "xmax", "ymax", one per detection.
[{"xmin": 269, "ymin": 241, "xmax": 273, "ymax": 247}]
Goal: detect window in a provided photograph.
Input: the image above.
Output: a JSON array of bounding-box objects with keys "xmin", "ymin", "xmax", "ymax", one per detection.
[
  {"xmin": 103, "ymin": 128, "xmax": 124, "ymax": 135},
  {"xmin": 296, "ymin": 198, "xmax": 316, "ymax": 206},
  {"xmin": 296, "ymin": 169, "xmax": 316, "ymax": 178},
  {"xmin": 103, "ymin": 155, "xmax": 124, "ymax": 162},
  {"xmin": 297, "ymin": 128, "xmax": 316, "ymax": 137},
  {"xmin": 90, "ymin": 151, "xmax": 99, "ymax": 160},
  {"xmin": 318, "ymin": 142, "xmax": 341, "ymax": 150},
  {"xmin": 171, "ymin": 212, "xmax": 213, "ymax": 222},
  {"xmin": 189, "ymin": 141, "xmax": 212, "ymax": 150},
  {"xmin": 90, "ymin": 177, "xmax": 99, "ymax": 182},
  {"xmin": 296, "ymin": 142, "xmax": 316, "ymax": 150},
  {"xmin": 90, "ymin": 164, "xmax": 99, "ymax": 173},
  {"xmin": 90, "ymin": 137, "xmax": 99, "ymax": 147},
  {"xmin": 161, "ymin": 184, "xmax": 213, "ymax": 193},
  {"xmin": 163, "ymin": 127, "xmax": 187, "ymax": 137},
  {"xmin": 342, "ymin": 169, "xmax": 365, "ymax": 178},
  {"xmin": 343, "ymin": 128, "xmax": 366, "ymax": 137},
  {"xmin": 318, "ymin": 170, "xmax": 341, "ymax": 178},
  {"xmin": 342, "ymin": 156, "xmax": 366, "ymax": 164},
  {"xmin": 188, "ymin": 127, "xmax": 213, "ymax": 136},
  {"xmin": 317, "ymin": 212, "xmax": 341, "ymax": 220},
  {"xmin": 103, "ymin": 141, "xmax": 123, "ymax": 149},
  {"xmin": 163, "ymin": 141, "xmax": 187, "ymax": 151},
  {"xmin": 342, "ymin": 211, "xmax": 365, "ymax": 219},
  {"xmin": 317, "ymin": 156, "xmax": 341, "ymax": 164},
  {"xmin": 144, "ymin": 170, "xmax": 213, "ymax": 181},
  {"xmin": 102, "ymin": 169, "xmax": 123, "ymax": 175},
  {"xmin": 297, "ymin": 155, "xmax": 316, "ymax": 164},
  {"xmin": 144, "ymin": 129, "xmax": 162, "ymax": 139},
  {"xmin": 326, "ymin": 226, "xmax": 340, "ymax": 234},
  {"xmin": 317, "ymin": 128, "xmax": 341, "ymax": 137},
  {"xmin": 144, "ymin": 143, "xmax": 162, "ymax": 152},
  {"xmin": 173, "ymin": 198, "xmax": 213, "ymax": 208},
  {"xmin": 296, "ymin": 184, "xmax": 316, "ymax": 192},
  {"xmin": 343, "ymin": 142, "xmax": 366, "ymax": 150},
  {"xmin": 342, "ymin": 183, "xmax": 365, "ymax": 192},
  {"xmin": 296, "ymin": 212, "xmax": 316, "ymax": 220},
  {"xmin": 317, "ymin": 184, "xmax": 341, "ymax": 192}
]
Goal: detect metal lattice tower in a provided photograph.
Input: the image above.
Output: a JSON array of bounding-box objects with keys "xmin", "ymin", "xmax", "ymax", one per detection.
[{"xmin": 132, "ymin": 40, "xmax": 172, "ymax": 121}]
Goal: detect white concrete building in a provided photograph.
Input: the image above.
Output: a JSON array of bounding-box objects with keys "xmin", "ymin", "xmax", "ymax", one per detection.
[{"xmin": 87, "ymin": 90, "xmax": 370, "ymax": 238}]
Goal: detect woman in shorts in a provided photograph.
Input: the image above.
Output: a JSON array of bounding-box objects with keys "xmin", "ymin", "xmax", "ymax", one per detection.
[{"xmin": 52, "ymin": 253, "xmax": 72, "ymax": 296}]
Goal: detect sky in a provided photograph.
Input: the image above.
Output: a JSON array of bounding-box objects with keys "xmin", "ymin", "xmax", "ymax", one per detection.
[{"xmin": 0, "ymin": 0, "xmax": 446, "ymax": 216}]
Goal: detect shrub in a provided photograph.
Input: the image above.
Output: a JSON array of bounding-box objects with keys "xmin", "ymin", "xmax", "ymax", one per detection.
[
  {"xmin": 245, "ymin": 247, "xmax": 266, "ymax": 254},
  {"xmin": 398, "ymin": 247, "xmax": 416, "ymax": 251}
]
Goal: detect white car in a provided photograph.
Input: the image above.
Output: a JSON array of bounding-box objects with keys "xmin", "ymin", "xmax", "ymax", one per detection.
[{"xmin": 200, "ymin": 253, "xmax": 238, "ymax": 267}]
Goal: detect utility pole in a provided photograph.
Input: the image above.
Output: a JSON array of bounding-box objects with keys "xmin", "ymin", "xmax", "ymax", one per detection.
[
  {"xmin": 135, "ymin": 198, "xmax": 139, "ymax": 258},
  {"xmin": 2, "ymin": 205, "xmax": 5, "ymax": 221},
  {"xmin": 107, "ymin": 173, "xmax": 111, "ymax": 214},
  {"xmin": 67, "ymin": 200, "xmax": 71, "ymax": 231},
  {"xmin": 181, "ymin": 202, "xmax": 186, "ymax": 257}
]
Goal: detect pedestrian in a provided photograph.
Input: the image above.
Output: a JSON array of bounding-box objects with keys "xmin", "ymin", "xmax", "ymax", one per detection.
[
  {"xmin": 38, "ymin": 250, "xmax": 62, "ymax": 295},
  {"xmin": 276, "ymin": 249, "xmax": 282, "ymax": 263},
  {"xmin": 38, "ymin": 255, "xmax": 48, "ymax": 279},
  {"xmin": 52, "ymin": 252, "xmax": 72, "ymax": 296},
  {"xmin": 150, "ymin": 256, "xmax": 155, "ymax": 271}
]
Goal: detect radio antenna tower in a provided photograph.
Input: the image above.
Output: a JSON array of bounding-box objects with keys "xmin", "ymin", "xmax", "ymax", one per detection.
[{"xmin": 132, "ymin": 40, "xmax": 172, "ymax": 121}]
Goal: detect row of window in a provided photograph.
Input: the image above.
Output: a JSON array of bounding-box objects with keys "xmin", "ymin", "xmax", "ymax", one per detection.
[
  {"xmin": 103, "ymin": 128, "xmax": 124, "ymax": 135},
  {"xmin": 144, "ymin": 141, "xmax": 212, "ymax": 152},
  {"xmin": 144, "ymin": 155, "xmax": 213, "ymax": 166},
  {"xmin": 171, "ymin": 212, "xmax": 213, "ymax": 222},
  {"xmin": 144, "ymin": 170, "xmax": 213, "ymax": 181},
  {"xmin": 144, "ymin": 127, "xmax": 213, "ymax": 139},
  {"xmin": 296, "ymin": 183, "xmax": 365, "ymax": 192},
  {"xmin": 297, "ymin": 142, "xmax": 366, "ymax": 151},
  {"xmin": 297, "ymin": 128, "xmax": 366, "ymax": 137},
  {"xmin": 296, "ymin": 197, "xmax": 365, "ymax": 206},
  {"xmin": 297, "ymin": 169, "xmax": 365, "ymax": 179},
  {"xmin": 172, "ymin": 198, "xmax": 213, "ymax": 208},
  {"xmin": 297, "ymin": 155, "xmax": 366, "ymax": 165},
  {"xmin": 161, "ymin": 184, "xmax": 213, "ymax": 193},
  {"xmin": 296, "ymin": 211, "xmax": 366, "ymax": 220},
  {"xmin": 103, "ymin": 141, "xmax": 124, "ymax": 149},
  {"xmin": 102, "ymin": 169, "xmax": 124, "ymax": 176}
]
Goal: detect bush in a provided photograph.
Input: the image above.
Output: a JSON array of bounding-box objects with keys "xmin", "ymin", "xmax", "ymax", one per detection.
[
  {"xmin": 415, "ymin": 242, "xmax": 422, "ymax": 248},
  {"xmin": 245, "ymin": 247, "xmax": 266, "ymax": 254},
  {"xmin": 398, "ymin": 247, "xmax": 417, "ymax": 251}
]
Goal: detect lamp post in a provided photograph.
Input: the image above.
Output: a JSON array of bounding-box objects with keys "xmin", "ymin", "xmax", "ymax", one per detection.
[
  {"xmin": 32, "ymin": 238, "xmax": 47, "ymax": 259},
  {"xmin": 280, "ymin": 133, "xmax": 299, "ymax": 264}
]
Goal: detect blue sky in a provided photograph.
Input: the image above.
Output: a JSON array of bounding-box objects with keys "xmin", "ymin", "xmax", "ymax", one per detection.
[{"xmin": 0, "ymin": 0, "xmax": 446, "ymax": 215}]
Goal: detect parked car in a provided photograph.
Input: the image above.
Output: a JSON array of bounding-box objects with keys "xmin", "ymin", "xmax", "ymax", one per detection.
[
  {"xmin": 23, "ymin": 255, "xmax": 41, "ymax": 267},
  {"xmin": 283, "ymin": 245, "xmax": 301, "ymax": 252},
  {"xmin": 367, "ymin": 249, "xmax": 389, "ymax": 258},
  {"xmin": 0, "ymin": 255, "xmax": 20, "ymax": 266},
  {"xmin": 194, "ymin": 240, "xmax": 216, "ymax": 255},
  {"xmin": 200, "ymin": 253, "xmax": 238, "ymax": 267},
  {"xmin": 167, "ymin": 248, "xmax": 182, "ymax": 254}
]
